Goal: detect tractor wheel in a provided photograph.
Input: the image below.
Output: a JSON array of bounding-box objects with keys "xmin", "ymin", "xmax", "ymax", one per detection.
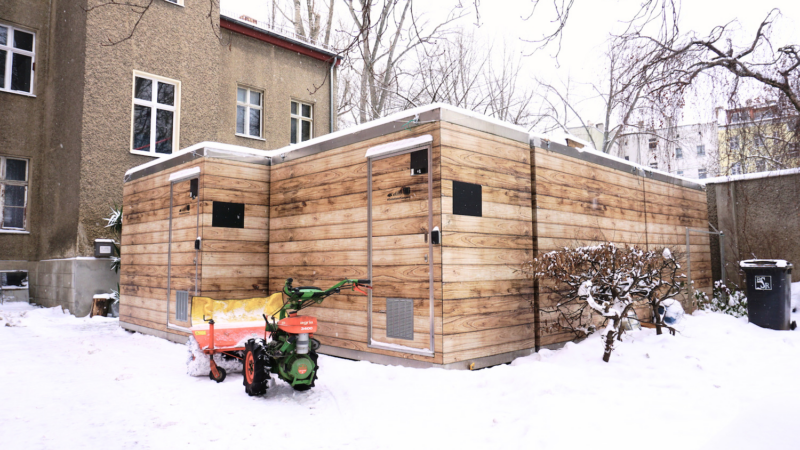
[
  {"xmin": 209, "ymin": 366, "xmax": 227, "ymax": 383},
  {"xmin": 243, "ymin": 339, "xmax": 270, "ymax": 396},
  {"xmin": 292, "ymin": 350, "xmax": 318, "ymax": 392}
]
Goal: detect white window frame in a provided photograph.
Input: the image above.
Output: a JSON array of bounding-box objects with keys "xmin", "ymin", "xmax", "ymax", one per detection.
[
  {"xmin": 0, "ymin": 23, "xmax": 36, "ymax": 96},
  {"xmin": 130, "ymin": 70, "xmax": 181, "ymax": 157},
  {"xmin": 0, "ymin": 156, "xmax": 29, "ymax": 232},
  {"xmin": 696, "ymin": 144, "xmax": 705, "ymax": 156},
  {"xmin": 290, "ymin": 100, "xmax": 314, "ymax": 144},
  {"xmin": 675, "ymin": 147, "xmax": 683, "ymax": 159},
  {"xmin": 698, "ymin": 169, "xmax": 707, "ymax": 179},
  {"xmin": 236, "ymin": 86, "xmax": 264, "ymax": 140}
]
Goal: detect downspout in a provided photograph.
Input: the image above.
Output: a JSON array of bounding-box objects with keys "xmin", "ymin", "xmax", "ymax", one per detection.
[{"xmin": 330, "ymin": 59, "xmax": 335, "ymax": 133}]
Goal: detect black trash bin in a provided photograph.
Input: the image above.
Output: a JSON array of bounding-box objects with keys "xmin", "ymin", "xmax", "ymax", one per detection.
[{"xmin": 739, "ymin": 259, "xmax": 793, "ymax": 330}]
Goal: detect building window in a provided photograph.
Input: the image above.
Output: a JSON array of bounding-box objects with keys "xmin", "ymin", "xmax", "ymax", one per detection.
[
  {"xmin": 649, "ymin": 162, "xmax": 658, "ymax": 169},
  {"xmin": 648, "ymin": 137, "xmax": 657, "ymax": 150},
  {"xmin": 624, "ymin": 156, "xmax": 629, "ymax": 161},
  {"xmin": 754, "ymin": 135, "xmax": 764, "ymax": 147},
  {"xmin": 698, "ymin": 169, "xmax": 707, "ymax": 179},
  {"xmin": 696, "ymin": 145, "xmax": 705, "ymax": 156},
  {"xmin": 0, "ymin": 24, "xmax": 35, "ymax": 95},
  {"xmin": 730, "ymin": 162, "xmax": 742, "ymax": 175},
  {"xmin": 131, "ymin": 71, "xmax": 180, "ymax": 156},
  {"xmin": 755, "ymin": 159, "xmax": 766, "ymax": 172},
  {"xmin": 290, "ymin": 101, "xmax": 313, "ymax": 144},
  {"xmin": 675, "ymin": 147, "xmax": 683, "ymax": 159},
  {"xmin": 0, "ymin": 156, "xmax": 28, "ymax": 230},
  {"xmin": 729, "ymin": 136, "xmax": 740, "ymax": 150},
  {"xmin": 677, "ymin": 170, "xmax": 684, "ymax": 176},
  {"xmin": 236, "ymin": 87, "xmax": 262, "ymax": 138}
]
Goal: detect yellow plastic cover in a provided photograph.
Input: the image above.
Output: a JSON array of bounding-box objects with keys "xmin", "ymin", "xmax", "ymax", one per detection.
[{"xmin": 191, "ymin": 292, "xmax": 284, "ymax": 327}]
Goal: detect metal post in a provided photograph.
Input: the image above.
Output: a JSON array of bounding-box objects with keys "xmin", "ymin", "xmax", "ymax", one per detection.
[
  {"xmin": 719, "ymin": 232, "xmax": 725, "ymax": 285},
  {"xmin": 686, "ymin": 227, "xmax": 692, "ymax": 299}
]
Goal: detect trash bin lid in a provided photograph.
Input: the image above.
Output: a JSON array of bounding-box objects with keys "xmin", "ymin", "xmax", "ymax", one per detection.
[{"xmin": 739, "ymin": 259, "xmax": 792, "ymax": 269}]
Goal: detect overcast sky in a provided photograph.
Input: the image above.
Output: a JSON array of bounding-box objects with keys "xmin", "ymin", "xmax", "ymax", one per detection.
[{"xmin": 222, "ymin": 0, "xmax": 800, "ymax": 128}]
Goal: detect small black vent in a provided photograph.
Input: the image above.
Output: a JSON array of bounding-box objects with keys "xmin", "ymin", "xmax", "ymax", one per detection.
[
  {"xmin": 212, "ymin": 201, "xmax": 245, "ymax": 228},
  {"xmin": 452, "ymin": 181, "xmax": 482, "ymax": 217},
  {"xmin": 410, "ymin": 149, "xmax": 428, "ymax": 175}
]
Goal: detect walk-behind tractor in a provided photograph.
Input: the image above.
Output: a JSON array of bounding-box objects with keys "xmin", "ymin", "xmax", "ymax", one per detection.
[{"xmin": 186, "ymin": 278, "xmax": 371, "ymax": 395}]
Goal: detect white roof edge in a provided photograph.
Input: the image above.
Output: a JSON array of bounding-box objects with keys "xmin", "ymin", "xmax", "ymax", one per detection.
[
  {"xmin": 271, "ymin": 103, "xmax": 528, "ymax": 156},
  {"xmin": 703, "ymin": 167, "xmax": 800, "ymax": 185},
  {"xmin": 124, "ymin": 141, "xmax": 278, "ymax": 178},
  {"xmin": 365, "ymin": 135, "xmax": 432, "ymax": 158}
]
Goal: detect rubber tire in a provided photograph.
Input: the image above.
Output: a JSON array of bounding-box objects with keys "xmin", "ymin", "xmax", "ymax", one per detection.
[
  {"xmin": 292, "ymin": 350, "xmax": 318, "ymax": 392},
  {"xmin": 243, "ymin": 339, "xmax": 269, "ymax": 396},
  {"xmin": 209, "ymin": 366, "xmax": 227, "ymax": 383}
]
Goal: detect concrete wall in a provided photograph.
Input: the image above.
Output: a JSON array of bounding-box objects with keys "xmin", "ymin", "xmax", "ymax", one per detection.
[
  {"xmin": 32, "ymin": 258, "xmax": 119, "ymax": 316},
  {"xmin": 708, "ymin": 172, "xmax": 800, "ymax": 286}
]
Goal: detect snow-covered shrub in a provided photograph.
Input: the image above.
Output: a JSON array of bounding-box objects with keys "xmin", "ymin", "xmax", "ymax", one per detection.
[
  {"xmin": 521, "ymin": 243, "xmax": 685, "ymax": 362},
  {"xmin": 103, "ymin": 205, "xmax": 123, "ymax": 273},
  {"xmin": 696, "ymin": 280, "xmax": 747, "ymax": 318}
]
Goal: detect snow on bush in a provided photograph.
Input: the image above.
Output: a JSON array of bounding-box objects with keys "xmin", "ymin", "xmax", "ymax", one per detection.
[
  {"xmin": 521, "ymin": 243, "xmax": 685, "ymax": 362},
  {"xmin": 696, "ymin": 280, "xmax": 748, "ymax": 318}
]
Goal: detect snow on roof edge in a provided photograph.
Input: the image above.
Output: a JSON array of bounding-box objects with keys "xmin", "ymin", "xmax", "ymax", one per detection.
[
  {"xmin": 702, "ymin": 167, "xmax": 800, "ymax": 185},
  {"xmin": 530, "ymin": 132, "xmax": 704, "ymax": 187},
  {"xmin": 124, "ymin": 141, "xmax": 278, "ymax": 178},
  {"xmin": 272, "ymin": 103, "xmax": 530, "ymax": 156}
]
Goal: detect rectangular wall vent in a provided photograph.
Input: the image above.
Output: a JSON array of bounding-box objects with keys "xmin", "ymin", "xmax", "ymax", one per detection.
[
  {"xmin": 386, "ymin": 298, "xmax": 414, "ymax": 340},
  {"xmin": 452, "ymin": 180, "xmax": 482, "ymax": 217},
  {"xmin": 176, "ymin": 290, "xmax": 189, "ymax": 322}
]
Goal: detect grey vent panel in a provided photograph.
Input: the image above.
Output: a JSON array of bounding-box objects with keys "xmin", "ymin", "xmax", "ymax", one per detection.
[
  {"xmin": 386, "ymin": 298, "xmax": 414, "ymax": 340},
  {"xmin": 176, "ymin": 290, "xmax": 189, "ymax": 322}
]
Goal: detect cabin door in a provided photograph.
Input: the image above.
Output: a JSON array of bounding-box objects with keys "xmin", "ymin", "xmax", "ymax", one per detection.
[
  {"xmin": 167, "ymin": 172, "xmax": 200, "ymax": 331},
  {"xmin": 368, "ymin": 146, "xmax": 435, "ymax": 356}
]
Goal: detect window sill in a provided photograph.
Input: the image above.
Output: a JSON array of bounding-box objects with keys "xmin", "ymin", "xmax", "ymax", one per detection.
[
  {"xmin": 0, "ymin": 229, "xmax": 30, "ymax": 234},
  {"xmin": 130, "ymin": 150, "xmax": 172, "ymax": 158},
  {"xmin": 0, "ymin": 89, "xmax": 36, "ymax": 98},
  {"xmin": 235, "ymin": 133, "xmax": 266, "ymax": 142}
]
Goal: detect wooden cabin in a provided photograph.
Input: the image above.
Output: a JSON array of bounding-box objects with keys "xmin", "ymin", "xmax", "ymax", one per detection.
[{"xmin": 120, "ymin": 104, "xmax": 711, "ymax": 369}]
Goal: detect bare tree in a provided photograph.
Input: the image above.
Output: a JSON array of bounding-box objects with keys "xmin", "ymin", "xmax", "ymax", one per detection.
[
  {"xmin": 342, "ymin": 0, "xmax": 467, "ymax": 124},
  {"xmin": 396, "ymin": 30, "xmax": 540, "ymax": 129}
]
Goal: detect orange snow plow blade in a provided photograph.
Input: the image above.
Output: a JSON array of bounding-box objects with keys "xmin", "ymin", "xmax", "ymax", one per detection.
[{"xmin": 189, "ymin": 292, "xmax": 284, "ymax": 350}]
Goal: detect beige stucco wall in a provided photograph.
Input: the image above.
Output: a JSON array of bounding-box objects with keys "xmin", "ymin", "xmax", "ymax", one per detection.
[
  {"xmin": 76, "ymin": 2, "xmax": 336, "ymax": 256},
  {"xmin": 216, "ymin": 27, "xmax": 336, "ymax": 150},
  {"xmin": 0, "ymin": 0, "xmax": 51, "ymax": 261}
]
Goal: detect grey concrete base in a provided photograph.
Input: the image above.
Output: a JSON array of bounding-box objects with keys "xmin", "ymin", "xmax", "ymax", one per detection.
[
  {"xmin": 1, "ymin": 288, "xmax": 30, "ymax": 303},
  {"xmin": 319, "ymin": 344, "xmax": 538, "ymax": 371},
  {"xmin": 120, "ymin": 321, "xmax": 190, "ymax": 345},
  {"xmin": 29, "ymin": 258, "xmax": 120, "ymax": 317}
]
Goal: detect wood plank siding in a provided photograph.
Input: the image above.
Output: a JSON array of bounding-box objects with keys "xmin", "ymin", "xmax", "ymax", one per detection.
[
  {"xmin": 440, "ymin": 122, "xmax": 536, "ymax": 364},
  {"xmin": 269, "ymin": 123, "xmax": 445, "ymax": 364},
  {"xmin": 120, "ymin": 158, "xmax": 270, "ymax": 337},
  {"xmin": 532, "ymin": 146, "xmax": 710, "ymax": 347},
  {"xmin": 120, "ymin": 110, "xmax": 711, "ymax": 368}
]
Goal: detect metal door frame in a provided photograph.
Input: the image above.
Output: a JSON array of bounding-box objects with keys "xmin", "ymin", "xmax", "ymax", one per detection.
[
  {"xmin": 367, "ymin": 144, "xmax": 435, "ymax": 357},
  {"xmin": 166, "ymin": 172, "xmax": 201, "ymax": 333}
]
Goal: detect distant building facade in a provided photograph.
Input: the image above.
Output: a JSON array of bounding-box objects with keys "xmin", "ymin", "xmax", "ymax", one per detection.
[
  {"xmin": 0, "ymin": 0, "xmax": 339, "ymax": 314},
  {"xmin": 566, "ymin": 122, "xmax": 620, "ymax": 155},
  {"xmin": 618, "ymin": 122, "xmax": 719, "ymax": 179},
  {"xmin": 717, "ymin": 103, "xmax": 800, "ymax": 176}
]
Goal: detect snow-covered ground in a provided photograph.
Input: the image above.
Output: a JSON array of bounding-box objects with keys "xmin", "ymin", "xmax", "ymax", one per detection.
[{"xmin": 2, "ymin": 284, "xmax": 799, "ymax": 450}]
